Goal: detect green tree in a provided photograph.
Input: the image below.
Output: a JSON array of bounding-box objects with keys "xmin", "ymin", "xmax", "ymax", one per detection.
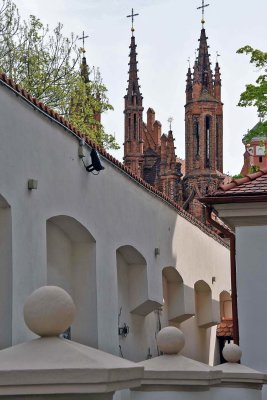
[
  {"xmin": 237, "ymin": 45, "xmax": 267, "ymax": 143},
  {"xmin": 0, "ymin": 0, "xmax": 118, "ymax": 149}
]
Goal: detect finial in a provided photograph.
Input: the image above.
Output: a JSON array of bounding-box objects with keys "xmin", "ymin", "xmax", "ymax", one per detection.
[
  {"xmin": 197, "ymin": 0, "xmax": 210, "ymax": 27},
  {"xmin": 78, "ymin": 31, "xmax": 89, "ymax": 54},
  {"xmin": 216, "ymin": 51, "xmax": 221, "ymax": 62},
  {"xmin": 222, "ymin": 343, "xmax": 242, "ymax": 363},
  {"xmin": 168, "ymin": 116, "xmax": 173, "ymax": 131},
  {"xmin": 23, "ymin": 286, "xmax": 76, "ymax": 337},
  {"xmin": 127, "ymin": 8, "xmax": 139, "ymax": 35},
  {"xmin": 157, "ymin": 327, "xmax": 185, "ymax": 355},
  {"xmin": 187, "ymin": 57, "xmax": 191, "ymax": 68}
]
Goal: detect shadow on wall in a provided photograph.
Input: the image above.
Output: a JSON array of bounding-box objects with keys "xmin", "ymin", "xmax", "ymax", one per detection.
[
  {"xmin": 116, "ymin": 245, "xmax": 162, "ymax": 362},
  {"xmin": 162, "ymin": 266, "xmax": 195, "ymax": 324},
  {"xmin": 0, "ymin": 194, "xmax": 12, "ymax": 349},
  {"xmin": 46, "ymin": 215, "xmax": 97, "ymax": 347}
]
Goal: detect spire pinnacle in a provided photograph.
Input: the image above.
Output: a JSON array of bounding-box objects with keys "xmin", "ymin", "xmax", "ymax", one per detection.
[
  {"xmin": 78, "ymin": 31, "xmax": 89, "ymax": 54},
  {"xmin": 197, "ymin": 0, "xmax": 210, "ymax": 27},
  {"xmin": 127, "ymin": 8, "xmax": 139, "ymax": 36}
]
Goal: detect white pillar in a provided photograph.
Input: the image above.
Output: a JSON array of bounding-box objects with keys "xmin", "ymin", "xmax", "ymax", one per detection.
[
  {"xmin": 130, "ymin": 326, "xmax": 221, "ymax": 400},
  {"xmin": 212, "ymin": 343, "xmax": 266, "ymax": 400}
]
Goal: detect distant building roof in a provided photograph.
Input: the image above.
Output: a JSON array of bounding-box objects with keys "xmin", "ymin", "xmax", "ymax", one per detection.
[{"xmin": 201, "ymin": 168, "xmax": 267, "ymax": 204}]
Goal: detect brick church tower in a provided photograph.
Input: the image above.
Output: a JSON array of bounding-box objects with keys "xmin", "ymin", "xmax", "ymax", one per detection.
[
  {"xmin": 123, "ymin": 16, "xmax": 182, "ymax": 199},
  {"xmin": 183, "ymin": 26, "xmax": 224, "ymax": 220},
  {"xmin": 123, "ymin": 29, "xmax": 144, "ymax": 177}
]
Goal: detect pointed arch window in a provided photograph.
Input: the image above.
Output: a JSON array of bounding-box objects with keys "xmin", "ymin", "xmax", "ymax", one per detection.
[
  {"xmin": 133, "ymin": 114, "xmax": 137, "ymax": 139},
  {"xmin": 193, "ymin": 117, "xmax": 200, "ymax": 157},
  {"xmin": 205, "ymin": 115, "xmax": 211, "ymax": 168}
]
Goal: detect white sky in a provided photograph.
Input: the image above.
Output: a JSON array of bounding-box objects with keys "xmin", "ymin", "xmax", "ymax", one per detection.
[{"xmin": 16, "ymin": 0, "xmax": 267, "ymax": 175}]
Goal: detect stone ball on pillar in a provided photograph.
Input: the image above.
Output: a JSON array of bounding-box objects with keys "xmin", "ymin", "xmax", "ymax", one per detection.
[
  {"xmin": 223, "ymin": 343, "xmax": 242, "ymax": 363},
  {"xmin": 23, "ymin": 286, "xmax": 76, "ymax": 337},
  {"xmin": 157, "ymin": 326, "xmax": 185, "ymax": 354}
]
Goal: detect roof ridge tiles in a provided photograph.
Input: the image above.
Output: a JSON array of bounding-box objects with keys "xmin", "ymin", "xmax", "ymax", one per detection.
[{"xmin": 0, "ymin": 70, "xmax": 228, "ymax": 248}]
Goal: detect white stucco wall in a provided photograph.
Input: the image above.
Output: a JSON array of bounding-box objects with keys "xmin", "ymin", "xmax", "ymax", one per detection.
[
  {"xmin": 236, "ymin": 225, "xmax": 267, "ymax": 372},
  {"xmin": 0, "ymin": 83, "xmax": 230, "ymax": 363}
]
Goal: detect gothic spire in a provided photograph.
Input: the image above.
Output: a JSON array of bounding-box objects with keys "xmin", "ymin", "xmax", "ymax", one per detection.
[
  {"xmin": 125, "ymin": 34, "xmax": 142, "ymax": 106},
  {"xmin": 195, "ymin": 28, "xmax": 213, "ymax": 92},
  {"xmin": 78, "ymin": 31, "xmax": 90, "ymax": 83},
  {"xmin": 81, "ymin": 55, "xmax": 89, "ymax": 83}
]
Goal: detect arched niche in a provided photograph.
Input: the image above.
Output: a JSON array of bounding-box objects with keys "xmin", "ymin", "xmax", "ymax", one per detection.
[
  {"xmin": 220, "ymin": 291, "xmax": 232, "ymax": 320},
  {"xmin": 195, "ymin": 280, "xmax": 219, "ymax": 328},
  {"xmin": 117, "ymin": 245, "xmax": 159, "ymax": 316},
  {"xmin": 162, "ymin": 267, "xmax": 194, "ymax": 323},
  {"xmin": 46, "ymin": 215, "xmax": 97, "ymax": 347},
  {"xmin": 116, "ymin": 245, "xmax": 161, "ymax": 361},
  {"xmin": 0, "ymin": 194, "xmax": 12, "ymax": 349}
]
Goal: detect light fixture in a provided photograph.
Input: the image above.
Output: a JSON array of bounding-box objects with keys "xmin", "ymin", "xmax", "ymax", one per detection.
[
  {"xmin": 80, "ymin": 146, "xmax": 105, "ymax": 174},
  {"xmin": 118, "ymin": 323, "xmax": 129, "ymax": 337},
  {"xmin": 28, "ymin": 179, "xmax": 38, "ymax": 190}
]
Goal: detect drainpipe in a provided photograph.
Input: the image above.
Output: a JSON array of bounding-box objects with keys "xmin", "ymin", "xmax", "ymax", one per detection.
[{"xmin": 205, "ymin": 205, "xmax": 239, "ymax": 345}]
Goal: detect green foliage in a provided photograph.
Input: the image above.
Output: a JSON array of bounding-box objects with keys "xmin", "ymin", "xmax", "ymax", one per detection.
[
  {"xmin": 232, "ymin": 173, "xmax": 244, "ymax": 180},
  {"xmin": 0, "ymin": 0, "xmax": 119, "ymax": 150},
  {"xmin": 249, "ymin": 165, "xmax": 260, "ymax": 173},
  {"xmin": 237, "ymin": 45, "xmax": 267, "ymax": 143}
]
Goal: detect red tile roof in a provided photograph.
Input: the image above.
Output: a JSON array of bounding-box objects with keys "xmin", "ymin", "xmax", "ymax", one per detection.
[
  {"xmin": 217, "ymin": 320, "xmax": 233, "ymax": 337},
  {"xmin": 0, "ymin": 71, "xmax": 227, "ymax": 247},
  {"xmin": 210, "ymin": 168, "xmax": 267, "ymax": 197}
]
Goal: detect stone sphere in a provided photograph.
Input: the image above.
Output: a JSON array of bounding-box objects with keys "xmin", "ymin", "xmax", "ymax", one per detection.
[
  {"xmin": 157, "ymin": 326, "xmax": 185, "ymax": 354},
  {"xmin": 223, "ymin": 343, "xmax": 242, "ymax": 363},
  {"xmin": 24, "ymin": 286, "xmax": 76, "ymax": 337}
]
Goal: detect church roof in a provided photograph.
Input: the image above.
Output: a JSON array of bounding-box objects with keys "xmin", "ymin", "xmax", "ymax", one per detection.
[{"xmin": 0, "ymin": 71, "xmax": 227, "ymax": 247}]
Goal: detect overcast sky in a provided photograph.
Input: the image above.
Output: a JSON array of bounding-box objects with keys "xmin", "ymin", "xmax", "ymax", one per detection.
[{"xmin": 16, "ymin": 0, "xmax": 267, "ymax": 175}]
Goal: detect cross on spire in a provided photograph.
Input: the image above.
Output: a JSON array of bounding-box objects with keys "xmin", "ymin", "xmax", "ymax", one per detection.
[
  {"xmin": 127, "ymin": 8, "xmax": 139, "ymax": 35},
  {"xmin": 197, "ymin": 0, "xmax": 210, "ymax": 27},
  {"xmin": 168, "ymin": 117, "xmax": 173, "ymax": 131},
  {"xmin": 78, "ymin": 31, "xmax": 89, "ymax": 54}
]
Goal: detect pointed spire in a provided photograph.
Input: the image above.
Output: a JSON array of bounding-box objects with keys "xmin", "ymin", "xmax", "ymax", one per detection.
[
  {"xmin": 196, "ymin": 28, "xmax": 213, "ymax": 92},
  {"xmin": 81, "ymin": 55, "xmax": 89, "ymax": 83},
  {"xmin": 214, "ymin": 61, "xmax": 221, "ymax": 85},
  {"xmin": 186, "ymin": 67, "xmax": 193, "ymax": 102},
  {"xmin": 214, "ymin": 61, "xmax": 221, "ymax": 100},
  {"xmin": 125, "ymin": 34, "xmax": 142, "ymax": 106}
]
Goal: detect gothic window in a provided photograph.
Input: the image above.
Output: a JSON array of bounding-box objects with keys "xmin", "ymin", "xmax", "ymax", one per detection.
[
  {"xmin": 216, "ymin": 120, "xmax": 219, "ymax": 161},
  {"xmin": 205, "ymin": 116, "xmax": 211, "ymax": 168},
  {"xmin": 193, "ymin": 117, "xmax": 200, "ymax": 157},
  {"xmin": 133, "ymin": 114, "xmax": 137, "ymax": 139},
  {"xmin": 128, "ymin": 117, "xmax": 131, "ymax": 139}
]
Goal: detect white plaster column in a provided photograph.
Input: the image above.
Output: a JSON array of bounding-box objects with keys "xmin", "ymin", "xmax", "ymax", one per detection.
[
  {"xmin": 95, "ymin": 240, "xmax": 120, "ymax": 355},
  {"xmin": 11, "ymin": 204, "xmax": 47, "ymax": 345},
  {"xmin": 212, "ymin": 343, "xmax": 266, "ymax": 400},
  {"xmin": 130, "ymin": 326, "xmax": 221, "ymax": 400}
]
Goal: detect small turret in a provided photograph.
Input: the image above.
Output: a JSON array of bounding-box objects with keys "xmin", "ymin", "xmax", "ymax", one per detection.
[
  {"xmin": 214, "ymin": 61, "xmax": 221, "ymax": 100},
  {"xmin": 186, "ymin": 67, "xmax": 193, "ymax": 102}
]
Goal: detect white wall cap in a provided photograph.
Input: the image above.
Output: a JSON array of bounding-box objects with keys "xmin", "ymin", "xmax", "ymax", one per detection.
[
  {"xmin": 0, "ymin": 287, "xmax": 144, "ymax": 396},
  {"xmin": 213, "ymin": 344, "xmax": 267, "ymax": 385}
]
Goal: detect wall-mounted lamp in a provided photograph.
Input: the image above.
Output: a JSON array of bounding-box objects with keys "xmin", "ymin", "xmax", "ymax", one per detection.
[
  {"xmin": 79, "ymin": 141, "xmax": 105, "ymax": 174},
  {"xmin": 118, "ymin": 323, "xmax": 129, "ymax": 337},
  {"xmin": 28, "ymin": 179, "xmax": 38, "ymax": 190},
  {"xmin": 212, "ymin": 276, "xmax": 216, "ymax": 284},
  {"xmin": 154, "ymin": 247, "xmax": 160, "ymax": 256}
]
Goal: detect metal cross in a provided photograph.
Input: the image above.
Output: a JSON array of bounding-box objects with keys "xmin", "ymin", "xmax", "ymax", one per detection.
[
  {"xmin": 127, "ymin": 8, "xmax": 139, "ymax": 34},
  {"xmin": 197, "ymin": 0, "xmax": 210, "ymax": 27},
  {"xmin": 216, "ymin": 51, "xmax": 221, "ymax": 62},
  {"xmin": 78, "ymin": 31, "xmax": 89, "ymax": 54},
  {"xmin": 168, "ymin": 117, "xmax": 173, "ymax": 131}
]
